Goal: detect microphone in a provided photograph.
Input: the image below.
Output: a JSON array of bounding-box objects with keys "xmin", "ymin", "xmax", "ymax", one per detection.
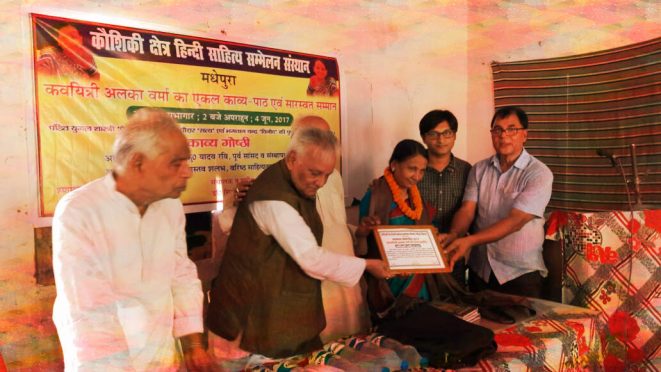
[{"xmin": 596, "ymin": 149, "xmax": 618, "ymax": 167}]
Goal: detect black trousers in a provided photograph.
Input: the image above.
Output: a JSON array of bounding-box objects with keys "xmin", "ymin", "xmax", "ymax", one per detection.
[
  {"xmin": 451, "ymin": 259, "xmax": 468, "ymax": 289},
  {"xmin": 469, "ymin": 269, "xmax": 542, "ymax": 299}
]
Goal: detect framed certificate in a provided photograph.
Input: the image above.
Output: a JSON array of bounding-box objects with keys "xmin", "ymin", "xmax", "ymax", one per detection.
[{"xmin": 373, "ymin": 225, "xmax": 451, "ymax": 274}]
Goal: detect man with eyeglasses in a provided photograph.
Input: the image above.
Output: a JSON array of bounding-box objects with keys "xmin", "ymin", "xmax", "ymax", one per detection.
[
  {"xmin": 441, "ymin": 106, "xmax": 553, "ymax": 298},
  {"xmin": 417, "ymin": 110, "xmax": 472, "ymax": 286}
]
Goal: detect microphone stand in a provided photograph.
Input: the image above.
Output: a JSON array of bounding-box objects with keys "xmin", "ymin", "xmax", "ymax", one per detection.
[
  {"xmin": 630, "ymin": 144, "xmax": 645, "ymax": 210},
  {"xmin": 612, "ymin": 146, "xmax": 638, "ymax": 359},
  {"xmin": 612, "ymin": 155, "xmax": 635, "ymax": 215},
  {"xmin": 598, "ymin": 144, "xmax": 650, "ymax": 365}
]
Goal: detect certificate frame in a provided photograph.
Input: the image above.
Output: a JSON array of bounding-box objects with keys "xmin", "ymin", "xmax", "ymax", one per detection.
[{"xmin": 372, "ymin": 225, "xmax": 451, "ymax": 274}]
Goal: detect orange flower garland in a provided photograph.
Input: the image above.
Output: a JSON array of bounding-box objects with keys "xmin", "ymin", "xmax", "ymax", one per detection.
[{"xmin": 383, "ymin": 167, "xmax": 424, "ymax": 221}]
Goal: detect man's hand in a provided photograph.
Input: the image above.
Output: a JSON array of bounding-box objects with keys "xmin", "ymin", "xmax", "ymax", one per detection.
[
  {"xmin": 181, "ymin": 333, "xmax": 220, "ymax": 372},
  {"xmin": 364, "ymin": 258, "xmax": 391, "ymax": 279},
  {"xmin": 184, "ymin": 347, "xmax": 219, "ymax": 372},
  {"xmin": 233, "ymin": 178, "xmax": 255, "ymax": 206},
  {"xmin": 444, "ymin": 236, "xmax": 475, "ymax": 269},
  {"xmin": 437, "ymin": 231, "xmax": 458, "ymax": 247},
  {"xmin": 356, "ymin": 215, "xmax": 380, "ymax": 237}
]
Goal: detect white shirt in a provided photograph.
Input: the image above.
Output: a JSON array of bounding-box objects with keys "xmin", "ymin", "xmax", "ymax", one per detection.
[
  {"xmin": 464, "ymin": 150, "xmax": 553, "ymax": 284},
  {"xmin": 208, "ymin": 171, "xmax": 368, "ymax": 361},
  {"xmin": 248, "ymin": 188, "xmax": 366, "ymax": 287},
  {"xmin": 316, "ymin": 170, "xmax": 370, "ymax": 341},
  {"xmin": 52, "ymin": 173, "xmax": 203, "ymax": 371}
]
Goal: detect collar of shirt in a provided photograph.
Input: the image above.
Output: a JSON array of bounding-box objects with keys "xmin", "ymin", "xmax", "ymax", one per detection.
[
  {"xmin": 102, "ymin": 172, "xmax": 150, "ymax": 215},
  {"xmin": 426, "ymin": 153, "xmax": 457, "ymax": 174},
  {"xmin": 489, "ymin": 148, "xmax": 531, "ymax": 172}
]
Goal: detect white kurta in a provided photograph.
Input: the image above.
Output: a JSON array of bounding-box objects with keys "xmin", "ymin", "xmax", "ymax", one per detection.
[
  {"xmin": 210, "ymin": 197, "xmax": 367, "ymax": 359},
  {"xmin": 52, "ymin": 174, "xmax": 203, "ymax": 371},
  {"xmin": 247, "ymin": 171, "xmax": 369, "ymax": 340},
  {"xmin": 209, "ymin": 170, "xmax": 369, "ymax": 362},
  {"xmin": 316, "ymin": 170, "xmax": 370, "ymax": 342}
]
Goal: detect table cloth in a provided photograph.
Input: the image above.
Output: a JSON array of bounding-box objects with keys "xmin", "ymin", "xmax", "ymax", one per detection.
[{"xmin": 546, "ymin": 210, "xmax": 660, "ymax": 371}]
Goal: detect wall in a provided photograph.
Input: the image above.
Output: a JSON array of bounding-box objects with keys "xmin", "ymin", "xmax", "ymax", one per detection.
[
  {"xmin": 0, "ymin": 1, "xmax": 467, "ymax": 368},
  {"xmin": 0, "ymin": 0, "xmax": 658, "ymax": 368}
]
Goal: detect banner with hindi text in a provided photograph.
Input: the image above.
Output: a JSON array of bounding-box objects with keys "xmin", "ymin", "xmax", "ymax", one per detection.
[{"xmin": 31, "ymin": 13, "xmax": 341, "ymax": 216}]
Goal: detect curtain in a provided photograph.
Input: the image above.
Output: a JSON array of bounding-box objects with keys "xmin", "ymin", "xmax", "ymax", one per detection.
[{"xmin": 492, "ymin": 37, "xmax": 661, "ymax": 212}]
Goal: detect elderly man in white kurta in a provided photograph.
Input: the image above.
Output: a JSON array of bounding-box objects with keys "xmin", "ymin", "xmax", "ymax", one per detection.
[
  {"xmin": 317, "ymin": 167, "xmax": 371, "ymax": 342},
  {"xmin": 52, "ymin": 108, "xmax": 215, "ymax": 371},
  {"xmin": 296, "ymin": 116, "xmax": 370, "ymax": 342},
  {"xmin": 219, "ymin": 116, "xmax": 370, "ymax": 350}
]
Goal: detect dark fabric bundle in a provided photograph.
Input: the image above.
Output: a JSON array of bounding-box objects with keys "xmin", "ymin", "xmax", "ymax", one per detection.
[
  {"xmin": 376, "ymin": 302, "xmax": 496, "ymax": 369},
  {"xmin": 424, "ymin": 273, "xmax": 537, "ymax": 324}
]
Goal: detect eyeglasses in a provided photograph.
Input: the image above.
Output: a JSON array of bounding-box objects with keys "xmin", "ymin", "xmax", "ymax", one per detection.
[
  {"xmin": 425, "ymin": 130, "xmax": 455, "ymax": 139},
  {"xmin": 490, "ymin": 127, "xmax": 525, "ymax": 136}
]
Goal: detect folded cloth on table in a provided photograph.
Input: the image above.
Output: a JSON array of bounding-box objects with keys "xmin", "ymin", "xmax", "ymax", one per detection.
[{"xmin": 376, "ymin": 302, "xmax": 497, "ymax": 369}]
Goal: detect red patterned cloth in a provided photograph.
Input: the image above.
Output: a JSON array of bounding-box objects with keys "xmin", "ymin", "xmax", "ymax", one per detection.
[
  {"xmin": 229, "ymin": 300, "xmax": 605, "ymax": 371},
  {"xmin": 476, "ymin": 305, "xmax": 604, "ymax": 371},
  {"xmin": 0, "ymin": 349, "xmax": 6, "ymax": 372},
  {"xmin": 546, "ymin": 210, "xmax": 661, "ymax": 371}
]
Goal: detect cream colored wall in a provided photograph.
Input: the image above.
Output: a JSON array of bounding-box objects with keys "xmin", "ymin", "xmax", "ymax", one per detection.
[
  {"xmin": 0, "ymin": 1, "xmax": 468, "ymax": 367},
  {"xmin": 0, "ymin": 0, "xmax": 658, "ymax": 367}
]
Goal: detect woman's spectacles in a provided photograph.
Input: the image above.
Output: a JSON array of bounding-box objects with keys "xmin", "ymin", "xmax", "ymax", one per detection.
[
  {"xmin": 425, "ymin": 130, "xmax": 455, "ymax": 139},
  {"xmin": 490, "ymin": 127, "xmax": 525, "ymax": 136}
]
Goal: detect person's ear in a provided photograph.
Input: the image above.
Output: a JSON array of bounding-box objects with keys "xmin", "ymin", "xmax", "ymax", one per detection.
[
  {"xmin": 389, "ymin": 161, "xmax": 396, "ymax": 173},
  {"xmin": 128, "ymin": 152, "xmax": 145, "ymax": 172},
  {"xmin": 285, "ymin": 151, "xmax": 297, "ymax": 170}
]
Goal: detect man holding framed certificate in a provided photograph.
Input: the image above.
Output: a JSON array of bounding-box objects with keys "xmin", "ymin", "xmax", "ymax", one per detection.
[
  {"xmin": 206, "ymin": 125, "xmax": 390, "ymax": 361},
  {"xmin": 442, "ymin": 107, "xmax": 553, "ymax": 298},
  {"xmin": 417, "ymin": 110, "xmax": 472, "ymax": 285},
  {"xmin": 355, "ymin": 139, "xmax": 497, "ymax": 369}
]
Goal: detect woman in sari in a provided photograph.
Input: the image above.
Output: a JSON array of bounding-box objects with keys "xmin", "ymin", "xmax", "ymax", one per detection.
[
  {"xmin": 356, "ymin": 139, "xmax": 437, "ymax": 317},
  {"xmin": 356, "ymin": 140, "xmax": 499, "ymax": 369}
]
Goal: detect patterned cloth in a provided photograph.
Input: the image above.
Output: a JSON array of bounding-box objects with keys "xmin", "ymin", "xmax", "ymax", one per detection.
[
  {"xmin": 418, "ymin": 154, "xmax": 471, "ymax": 233},
  {"xmin": 234, "ymin": 300, "xmax": 605, "ymax": 371},
  {"xmin": 476, "ymin": 304, "xmax": 604, "ymax": 371},
  {"xmin": 546, "ymin": 209, "xmax": 661, "ymax": 371}
]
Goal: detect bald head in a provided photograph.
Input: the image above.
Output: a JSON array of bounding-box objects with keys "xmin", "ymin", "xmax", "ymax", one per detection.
[{"xmin": 291, "ymin": 115, "xmax": 331, "ymax": 136}]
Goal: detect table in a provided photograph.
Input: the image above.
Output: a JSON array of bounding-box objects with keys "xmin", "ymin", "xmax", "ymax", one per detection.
[
  {"xmin": 546, "ymin": 210, "xmax": 661, "ymax": 371},
  {"xmin": 228, "ymin": 299, "xmax": 604, "ymax": 371},
  {"xmin": 469, "ymin": 299, "xmax": 603, "ymax": 371}
]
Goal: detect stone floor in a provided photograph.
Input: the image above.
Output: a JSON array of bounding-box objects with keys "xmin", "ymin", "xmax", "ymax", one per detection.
[{"xmin": 0, "ymin": 265, "xmax": 63, "ymax": 371}]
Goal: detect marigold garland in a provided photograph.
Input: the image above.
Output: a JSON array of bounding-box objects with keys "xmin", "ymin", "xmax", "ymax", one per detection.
[{"xmin": 383, "ymin": 167, "xmax": 423, "ymax": 221}]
